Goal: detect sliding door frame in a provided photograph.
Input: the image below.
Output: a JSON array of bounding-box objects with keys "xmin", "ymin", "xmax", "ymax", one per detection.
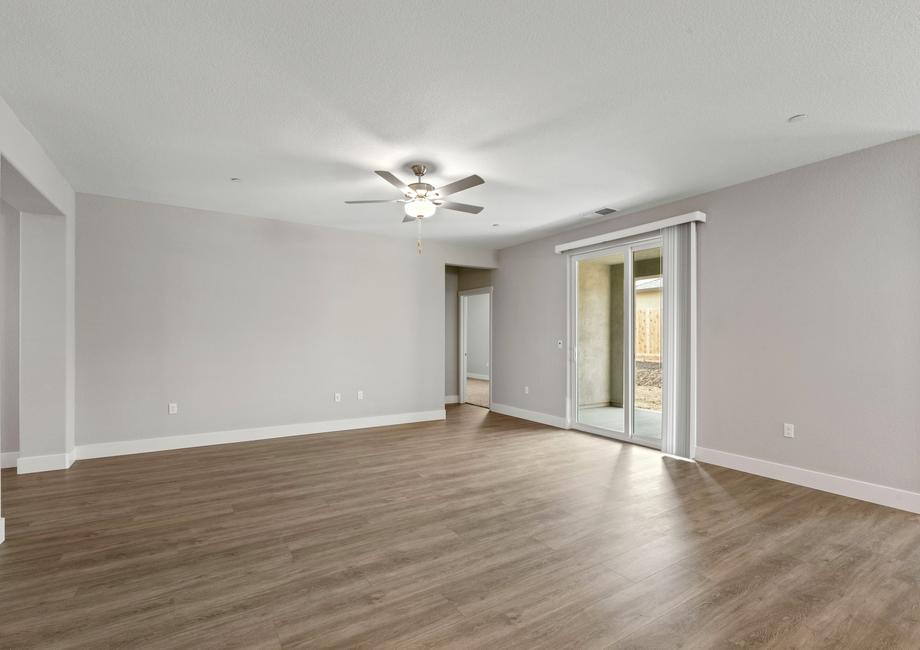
[
  {"xmin": 566, "ymin": 235, "xmax": 663, "ymax": 450},
  {"xmin": 628, "ymin": 239, "xmax": 666, "ymax": 447}
]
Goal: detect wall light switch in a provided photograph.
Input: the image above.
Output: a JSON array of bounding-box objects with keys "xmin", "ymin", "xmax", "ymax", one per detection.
[
  {"xmin": 784, "ymin": 423, "xmax": 795, "ymax": 438},
  {"xmin": 357, "ymin": 390, "xmax": 364, "ymax": 401},
  {"xmin": 168, "ymin": 403, "xmax": 178, "ymax": 415},
  {"xmin": 334, "ymin": 392, "xmax": 342, "ymax": 403},
  {"xmin": 556, "ymin": 339, "xmax": 564, "ymax": 349},
  {"xmin": 524, "ymin": 386, "xmax": 529, "ymax": 395}
]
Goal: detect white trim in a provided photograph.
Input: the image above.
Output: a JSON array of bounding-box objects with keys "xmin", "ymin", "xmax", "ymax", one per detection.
[
  {"xmin": 459, "ymin": 293, "xmax": 468, "ymax": 404},
  {"xmin": 625, "ymin": 244, "xmax": 635, "ymax": 438},
  {"xmin": 466, "ymin": 372, "xmax": 490, "ymax": 381},
  {"xmin": 16, "ymin": 452, "xmax": 74, "ymax": 474},
  {"xmin": 0, "ymin": 451, "xmax": 19, "ymax": 469},
  {"xmin": 75, "ymin": 410, "xmax": 445, "ymax": 462},
  {"xmin": 445, "ymin": 395, "xmax": 460, "ymax": 404},
  {"xmin": 564, "ymin": 252, "xmax": 573, "ymax": 428},
  {"xmin": 0, "ymin": 517, "xmax": 5, "ymax": 545},
  {"xmin": 555, "ymin": 211, "xmax": 707, "ymax": 254},
  {"xmin": 572, "ymin": 422, "xmax": 661, "ymax": 450},
  {"xmin": 694, "ymin": 446, "xmax": 920, "ymax": 515},
  {"xmin": 491, "ymin": 403, "xmax": 567, "ymax": 429}
]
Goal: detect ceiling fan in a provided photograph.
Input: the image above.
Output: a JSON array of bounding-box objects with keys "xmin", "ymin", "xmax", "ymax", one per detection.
[{"xmin": 345, "ymin": 164, "xmax": 484, "ymax": 222}]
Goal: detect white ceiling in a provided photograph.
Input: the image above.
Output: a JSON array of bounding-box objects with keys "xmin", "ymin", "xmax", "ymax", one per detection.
[{"xmin": 0, "ymin": 1, "xmax": 917, "ymax": 248}]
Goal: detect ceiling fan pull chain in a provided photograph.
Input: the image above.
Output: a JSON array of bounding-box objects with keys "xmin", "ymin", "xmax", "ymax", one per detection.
[{"xmin": 417, "ymin": 216, "xmax": 423, "ymax": 254}]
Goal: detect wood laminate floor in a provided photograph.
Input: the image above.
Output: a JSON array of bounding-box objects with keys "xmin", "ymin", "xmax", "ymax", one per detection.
[{"xmin": 2, "ymin": 405, "xmax": 919, "ymax": 648}]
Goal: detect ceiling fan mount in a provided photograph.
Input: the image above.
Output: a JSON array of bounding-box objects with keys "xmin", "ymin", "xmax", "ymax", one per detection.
[{"xmin": 406, "ymin": 164, "xmax": 435, "ymax": 197}]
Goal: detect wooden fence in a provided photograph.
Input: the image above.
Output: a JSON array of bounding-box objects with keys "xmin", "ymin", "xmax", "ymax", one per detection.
[{"xmin": 635, "ymin": 308, "xmax": 661, "ymax": 363}]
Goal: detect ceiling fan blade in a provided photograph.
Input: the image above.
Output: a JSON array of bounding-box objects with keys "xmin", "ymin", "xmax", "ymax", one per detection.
[
  {"xmin": 344, "ymin": 199, "xmax": 402, "ymax": 204},
  {"xmin": 375, "ymin": 170, "xmax": 412, "ymax": 195},
  {"xmin": 433, "ymin": 174, "xmax": 484, "ymax": 198},
  {"xmin": 437, "ymin": 200, "xmax": 484, "ymax": 214}
]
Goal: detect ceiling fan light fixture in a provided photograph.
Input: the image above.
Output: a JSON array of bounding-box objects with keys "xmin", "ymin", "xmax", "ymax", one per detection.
[
  {"xmin": 347, "ymin": 163, "xmax": 482, "ymax": 226},
  {"xmin": 404, "ymin": 197, "xmax": 437, "ymax": 219}
]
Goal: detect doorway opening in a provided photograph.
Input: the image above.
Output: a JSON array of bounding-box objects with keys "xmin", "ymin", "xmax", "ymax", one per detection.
[
  {"xmin": 460, "ymin": 288, "xmax": 491, "ymax": 408},
  {"xmin": 445, "ymin": 266, "xmax": 493, "ymax": 409}
]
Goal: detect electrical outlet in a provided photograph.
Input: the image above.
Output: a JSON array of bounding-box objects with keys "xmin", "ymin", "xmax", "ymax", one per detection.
[
  {"xmin": 168, "ymin": 402, "xmax": 178, "ymax": 415},
  {"xmin": 334, "ymin": 392, "xmax": 342, "ymax": 403},
  {"xmin": 357, "ymin": 390, "xmax": 364, "ymax": 401},
  {"xmin": 784, "ymin": 423, "xmax": 795, "ymax": 438},
  {"xmin": 524, "ymin": 385, "xmax": 529, "ymax": 395}
]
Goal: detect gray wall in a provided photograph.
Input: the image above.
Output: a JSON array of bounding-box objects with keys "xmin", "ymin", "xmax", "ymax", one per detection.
[
  {"xmin": 0, "ymin": 158, "xmax": 76, "ymax": 470},
  {"xmin": 0, "ymin": 201, "xmax": 18, "ymax": 454},
  {"xmin": 445, "ymin": 267, "xmax": 459, "ymax": 398},
  {"xmin": 466, "ymin": 292, "xmax": 490, "ymax": 378},
  {"xmin": 19, "ymin": 211, "xmax": 68, "ymax": 457},
  {"xmin": 457, "ymin": 268, "xmax": 492, "ymax": 292},
  {"xmin": 493, "ymin": 135, "xmax": 920, "ymax": 493},
  {"xmin": 76, "ymin": 193, "xmax": 495, "ymax": 445}
]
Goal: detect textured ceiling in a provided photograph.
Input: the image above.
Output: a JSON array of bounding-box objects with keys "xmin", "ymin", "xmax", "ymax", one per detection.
[{"xmin": 0, "ymin": 1, "xmax": 917, "ymax": 247}]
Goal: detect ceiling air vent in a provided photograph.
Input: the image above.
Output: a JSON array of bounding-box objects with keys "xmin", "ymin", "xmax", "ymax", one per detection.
[{"xmin": 594, "ymin": 207, "xmax": 617, "ymax": 216}]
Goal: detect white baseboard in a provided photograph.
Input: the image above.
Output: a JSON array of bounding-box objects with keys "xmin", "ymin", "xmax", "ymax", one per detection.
[
  {"xmin": 0, "ymin": 451, "xmax": 19, "ymax": 469},
  {"xmin": 444, "ymin": 395, "xmax": 460, "ymax": 404},
  {"xmin": 694, "ymin": 446, "xmax": 920, "ymax": 515},
  {"xmin": 466, "ymin": 373, "xmax": 490, "ymax": 381},
  {"xmin": 75, "ymin": 409, "xmax": 446, "ymax": 462},
  {"xmin": 0, "ymin": 517, "xmax": 5, "ymax": 544},
  {"xmin": 16, "ymin": 452, "xmax": 75, "ymax": 474},
  {"xmin": 490, "ymin": 403, "xmax": 567, "ymax": 429}
]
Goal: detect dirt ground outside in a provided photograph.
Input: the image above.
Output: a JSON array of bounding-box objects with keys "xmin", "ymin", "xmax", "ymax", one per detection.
[{"xmin": 635, "ymin": 361, "xmax": 661, "ymax": 410}]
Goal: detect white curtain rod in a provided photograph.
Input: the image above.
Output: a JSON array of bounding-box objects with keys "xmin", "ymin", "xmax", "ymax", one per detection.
[{"xmin": 554, "ymin": 211, "xmax": 707, "ymax": 254}]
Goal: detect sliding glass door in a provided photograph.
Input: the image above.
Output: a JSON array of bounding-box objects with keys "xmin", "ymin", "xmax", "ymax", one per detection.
[
  {"xmin": 575, "ymin": 249, "xmax": 627, "ymax": 434},
  {"xmin": 572, "ymin": 239, "xmax": 663, "ymax": 448},
  {"xmin": 631, "ymin": 244, "xmax": 663, "ymax": 444}
]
